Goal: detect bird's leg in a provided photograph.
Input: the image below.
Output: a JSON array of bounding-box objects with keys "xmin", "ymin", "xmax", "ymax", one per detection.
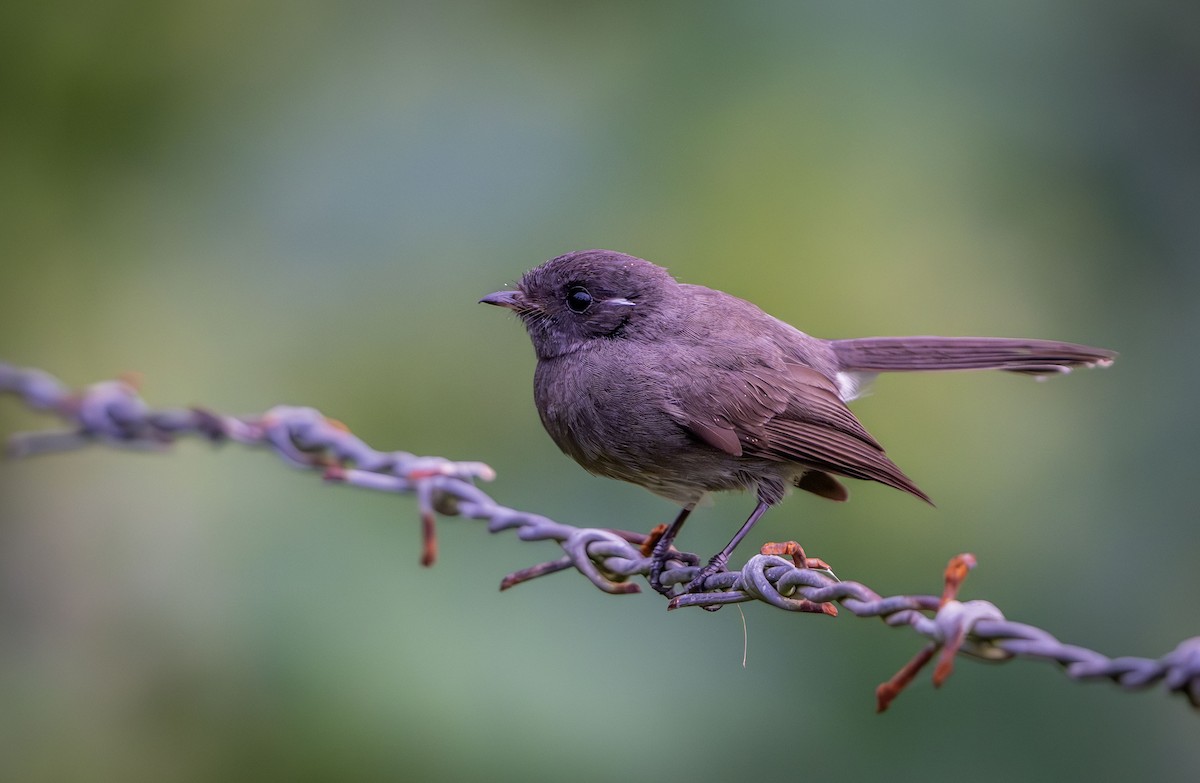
[
  {"xmin": 685, "ymin": 500, "xmax": 772, "ymax": 593},
  {"xmin": 648, "ymin": 505, "xmax": 693, "ymax": 598}
]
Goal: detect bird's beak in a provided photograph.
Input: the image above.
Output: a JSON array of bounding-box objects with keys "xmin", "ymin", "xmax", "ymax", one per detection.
[{"xmin": 479, "ymin": 289, "xmax": 525, "ymax": 309}]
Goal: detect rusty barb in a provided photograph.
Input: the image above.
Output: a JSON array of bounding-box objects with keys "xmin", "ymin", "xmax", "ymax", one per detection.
[{"xmin": 2, "ymin": 362, "xmax": 1198, "ymax": 712}]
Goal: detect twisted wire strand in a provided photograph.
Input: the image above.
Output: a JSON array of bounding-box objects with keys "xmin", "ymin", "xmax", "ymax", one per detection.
[{"xmin": 2, "ymin": 362, "xmax": 1197, "ymax": 711}]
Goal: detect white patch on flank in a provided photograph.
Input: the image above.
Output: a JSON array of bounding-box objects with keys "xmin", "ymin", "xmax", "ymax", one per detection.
[{"xmin": 835, "ymin": 371, "xmax": 877, "ymax": 402}]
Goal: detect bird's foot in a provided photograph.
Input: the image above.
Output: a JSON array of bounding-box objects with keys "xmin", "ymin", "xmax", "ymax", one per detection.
[
  {"xmin": 678, "ymin": 542, "xmax": 835, "ymax": 613},
  {"xmin": 648, "ymin": 557, "xmax": 674, "ymax": 599},
  {"xmin": 679, "ymin": 554, "xmax": 731, "ymax": 612},
  {"xmin": 644, "ymin": 524, "xmax": 698, "ymax": 599},
  {"xmin": 683, "ymin": 556, "xmax": 727, "ymax": 594}
]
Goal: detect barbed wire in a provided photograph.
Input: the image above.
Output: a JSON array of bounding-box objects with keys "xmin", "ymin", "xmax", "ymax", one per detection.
[{"xmin": 2, "ymin": 361, "xmax": 1197, "ymax": 712}]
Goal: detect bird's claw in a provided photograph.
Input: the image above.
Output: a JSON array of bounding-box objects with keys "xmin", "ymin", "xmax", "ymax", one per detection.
[
  {"xmin": 648, "ymin": 556, "xmax": 676, "ymax": 599},
  {"xmin": 679, "ymin": 556, "xmax": 730, "ymax": 611},
  {"xmin": 684, "ymin": 561, "xmax": 723, "ymax": 594},
  {"xmin": 646, "ymin": 524, "xmax": 684, "ymax": 599}
]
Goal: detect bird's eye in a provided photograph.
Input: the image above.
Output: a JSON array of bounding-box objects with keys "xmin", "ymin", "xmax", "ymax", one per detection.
[{"xmin": 566, "ymin": 285, "xmax": 593, "ymax": 313}]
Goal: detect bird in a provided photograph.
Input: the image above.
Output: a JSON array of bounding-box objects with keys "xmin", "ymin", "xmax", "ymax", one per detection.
[{"xmin": 480, "ymin": 249, "xmax": 1116, "ymax": 599}]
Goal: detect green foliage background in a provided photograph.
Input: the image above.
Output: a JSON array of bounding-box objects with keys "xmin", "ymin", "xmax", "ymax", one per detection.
[{"xmin": 2, "ymin": 3, "xmax": 1197, "ymax": 780}]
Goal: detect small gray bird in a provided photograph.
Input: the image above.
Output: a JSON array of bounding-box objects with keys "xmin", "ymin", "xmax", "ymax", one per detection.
[{"xmin": 481, "ymin": 249, "xmax": 1115, "ymax": 599}]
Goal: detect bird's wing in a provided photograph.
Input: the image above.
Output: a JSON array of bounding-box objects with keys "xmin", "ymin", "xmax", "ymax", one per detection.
[
  {"xmin": 754, "ymin": 417, "xmax": 930, "ymax": 503},
  {"xmin": 669, "ymin": 360, "xmax": 930, "ymax": 503}
]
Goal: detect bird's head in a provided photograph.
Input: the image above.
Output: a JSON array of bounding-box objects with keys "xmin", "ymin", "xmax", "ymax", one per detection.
[{"xmin": 481, "ymin": 249, "xmax": 676, "ymax": 359}]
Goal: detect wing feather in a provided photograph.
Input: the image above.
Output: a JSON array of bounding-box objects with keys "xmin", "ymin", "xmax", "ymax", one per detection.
[{"xmin": 670, "ymin": 356, "xmax": 930, "ymax": 504}]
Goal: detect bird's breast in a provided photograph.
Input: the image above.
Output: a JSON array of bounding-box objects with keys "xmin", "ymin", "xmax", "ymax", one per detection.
[{"xmin": 532, "ymin": 348, "xmax": 725, "ymax": 501}]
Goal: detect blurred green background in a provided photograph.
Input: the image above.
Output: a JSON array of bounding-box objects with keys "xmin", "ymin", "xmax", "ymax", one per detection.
[{"xmin": 2, "ymin": 2, "xmax": 1198, "ymax": 780}]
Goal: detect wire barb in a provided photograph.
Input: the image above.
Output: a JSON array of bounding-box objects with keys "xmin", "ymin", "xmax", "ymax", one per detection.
[{"xmin": 2, "ymin": 361, "xmax": 1198, "ymax": 711}]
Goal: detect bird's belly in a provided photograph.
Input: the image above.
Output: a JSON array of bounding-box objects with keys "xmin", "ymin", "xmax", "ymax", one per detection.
[{"xmin": 533, "ymin": 355, "xmax": 771, "ymax": 504}]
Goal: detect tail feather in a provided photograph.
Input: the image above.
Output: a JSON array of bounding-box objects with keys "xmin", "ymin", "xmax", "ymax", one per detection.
[{"xmin": 831, "ymin": 337, "xmax": 1116, "ymax": 376}]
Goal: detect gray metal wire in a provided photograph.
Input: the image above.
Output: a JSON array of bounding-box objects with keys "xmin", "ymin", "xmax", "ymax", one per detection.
[{"xmin": 2, "ymin": 361, "xmax": 1197, "ymax": 711}]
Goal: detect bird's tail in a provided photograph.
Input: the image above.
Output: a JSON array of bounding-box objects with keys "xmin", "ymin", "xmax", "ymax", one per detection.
[{"xmin": 830, "ymin": 336, "xmax": 1116, "ymax": 376}]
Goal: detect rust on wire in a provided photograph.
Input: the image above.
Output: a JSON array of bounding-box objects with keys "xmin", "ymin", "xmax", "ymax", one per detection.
[
  {"xmin": 876, "ymin": 553, "xmax": 983, "ymax": 712},
  {"xmin": 2, "ymin": 362, "xmax": 1198, "ymax": 712}
]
